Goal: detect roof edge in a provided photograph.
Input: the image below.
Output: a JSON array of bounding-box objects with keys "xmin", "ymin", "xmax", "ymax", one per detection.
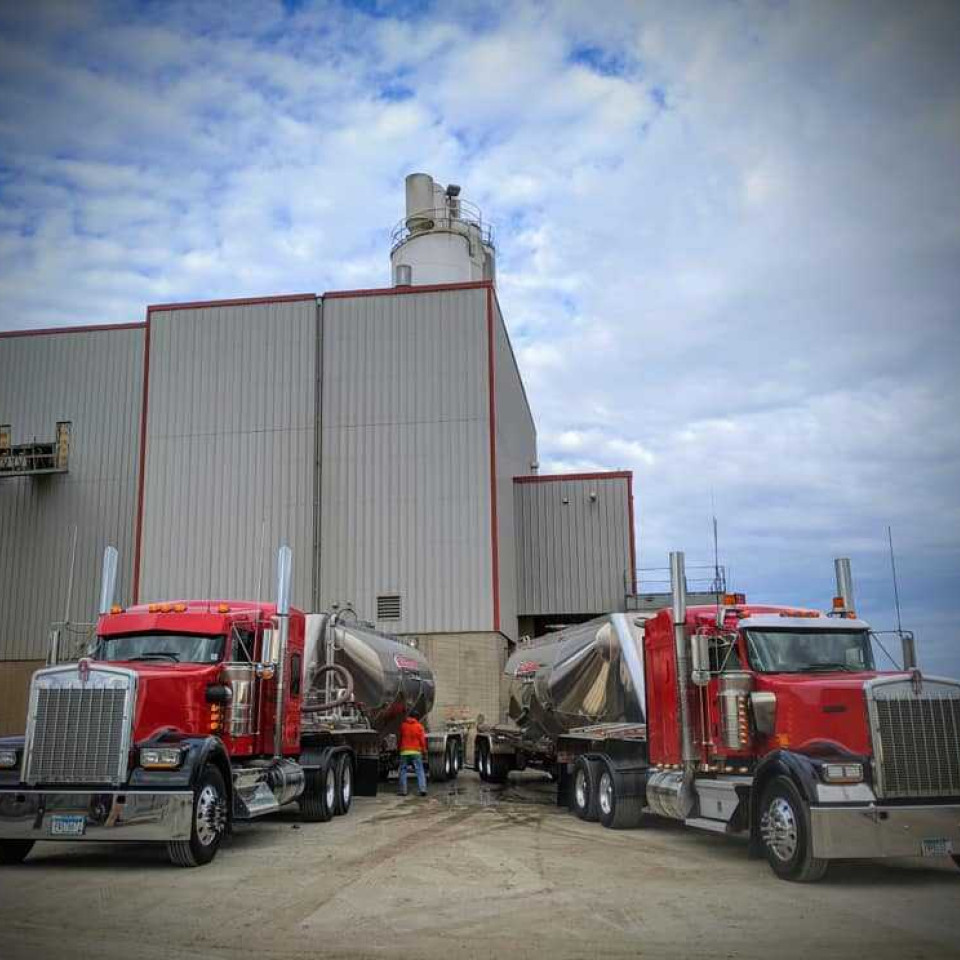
[
  {"xmin": 0, "ymin": 322, "xmax": 146, "ymax": 339},
  {"xmin": 514, "ymin": 470, "xmax": 633, "ymax": 484}
]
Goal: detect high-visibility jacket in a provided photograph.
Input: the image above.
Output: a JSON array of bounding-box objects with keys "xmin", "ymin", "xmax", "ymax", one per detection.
[{"xmin": 398, "ymin": 717, "xmax": 427, "ymax": 755}]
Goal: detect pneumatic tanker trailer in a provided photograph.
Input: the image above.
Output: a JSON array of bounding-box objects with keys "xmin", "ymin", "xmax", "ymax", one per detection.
[
  {"xmin": 0, "ymin": 546, "xmax": 462, "ymax": 867},
  {"xmin": 475, "ymin": 552, "xmax": 960, "ymax": 882}
]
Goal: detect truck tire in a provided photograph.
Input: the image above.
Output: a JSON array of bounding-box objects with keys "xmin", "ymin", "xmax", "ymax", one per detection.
[
  {"xmin": 168, "ymin": 765, "xmax": 228, "ymax": 867},
  {"xmin": 301, "ymin": 762, "xmax": 336, "ymax": 822},
  {"xmin": 571, "ymin": 756, "xmax": 601, "ymax": 822},
  {"xmin": 335, "ymin": 753, "xmax": 354, "ymax": 816},
  {"xmin": 487, "ymin": 752, "xmax": 510, "ymax": 784},
  {"xmin": 450, "ymin": 738, "xmax": 461, "ymax": 779},
  {"xmin": 476, "ymin": 739, "xmax": 489, "ymax": 781},
  {"xmin": 0, "ymin": 840, "xmax": 34, "ymax": 865},
  {"xmin": 598, "ymin": 764, "xmax": 645, "ymax": 830},
  {"xmin": 759, "ymin": 776, "xmax": 828, "ymax": 883}
]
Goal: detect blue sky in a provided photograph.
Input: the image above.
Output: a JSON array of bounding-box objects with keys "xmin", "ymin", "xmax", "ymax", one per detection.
[{"xmin": 1, "ymin": 0, "xmax": 959, "ymax": 674}]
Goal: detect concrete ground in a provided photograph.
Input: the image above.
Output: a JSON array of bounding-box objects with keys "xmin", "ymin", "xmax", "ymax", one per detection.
[{"xmin": 1, "ymin": 771, "xmax": 958, "ymax": 960}]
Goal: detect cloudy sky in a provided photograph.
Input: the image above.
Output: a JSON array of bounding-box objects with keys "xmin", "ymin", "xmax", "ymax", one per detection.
[{"xmin": 1, "ymin": 0, "xmax": 958, "ymax": 673}]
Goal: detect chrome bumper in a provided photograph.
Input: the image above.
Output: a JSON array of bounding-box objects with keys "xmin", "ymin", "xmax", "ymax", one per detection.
[
  {"xmin": 0, "ymin": 789, "xmax": 194, "ymax": 842},
  {"xmin": 811, "ymin": 803, "xmax": 960, "ymax": 859}
]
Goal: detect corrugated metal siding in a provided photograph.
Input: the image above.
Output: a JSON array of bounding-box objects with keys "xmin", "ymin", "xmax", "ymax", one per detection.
[
  {"xmin": 138, "ymin": 300, "xmax": 317, "ymax": 606},
  {"xmin": 318, "ymin": 289, "xmax": 492, "ymax": 633},
  {"xmin": 0, "ymin": 661, "xmax": 44, "ymax": 735},
  {"xmin": 515, "ymin": 475, "xmax": 632, "ymax": 616},
  {"xmin": 491, "ymin": 294, "xmax": 537, "ymax": 642},
  {"xmin": 0, "ymin": 328, "xmax": 144, "ymax": 660}
]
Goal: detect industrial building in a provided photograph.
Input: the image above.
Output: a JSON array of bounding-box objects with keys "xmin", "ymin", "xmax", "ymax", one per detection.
[{"xmin": 0, "ymin": 174, "xmax": 635, "ymax": 735}]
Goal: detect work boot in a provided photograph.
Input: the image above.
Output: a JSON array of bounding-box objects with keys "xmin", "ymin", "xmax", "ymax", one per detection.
[
  {"xmin": 397, "ymin": 791, "xmax": 407, "ymax": 797},
  {"xmin": 418, "ymin": 790, "xmax": 427, "ymax": 797}
]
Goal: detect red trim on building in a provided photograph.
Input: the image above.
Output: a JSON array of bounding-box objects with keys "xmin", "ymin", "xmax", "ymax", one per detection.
[
  {"xmin": 131, "ymin": 315, "xmax": 152, "ymax": 603},
  {"xmin": 513, "ymin": 470, "xmax": 633, "ymax": 484},
  {"xmin": 486, "ymin": 287, "xmax": 500, "ymax": 633},
  {"xmin": 146, "ymin": 293, "xmax": 316, "ymax": 314},
  {"xmin": 324, "ymin": 280, "xmax": 492, "ymax": 300},
  {"xmin": 0, "ymin": 322, "xmax": 145, "ymax": 339}
]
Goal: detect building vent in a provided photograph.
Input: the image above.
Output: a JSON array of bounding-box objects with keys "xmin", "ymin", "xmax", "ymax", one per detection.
[{"xmin": 377, "ymin": 594, "xmax": 402, "ymax": 621}]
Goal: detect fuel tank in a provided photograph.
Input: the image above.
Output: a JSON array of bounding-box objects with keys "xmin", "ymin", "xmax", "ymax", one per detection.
[
  {"xmin": 304, "ymin": 614, "xmax": 435, "ymax": 736},
  {"xmin": 506, "ymin": 614, "xmax": 646, "ymax": 740}
]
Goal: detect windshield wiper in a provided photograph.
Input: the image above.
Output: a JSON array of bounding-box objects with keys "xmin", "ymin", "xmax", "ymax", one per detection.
[
  {"xmin": 127, "ymin": 652, "xmax": 180, "ymax": 662},
  {"xmin": 796, "ymin": 662, "xmax": 856, "ymax": 673}
]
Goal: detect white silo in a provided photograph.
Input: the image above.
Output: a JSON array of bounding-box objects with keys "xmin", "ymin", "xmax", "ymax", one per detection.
[{"xmin": 390, "ymin": 173, "xmax": 496, "ymax": 286}]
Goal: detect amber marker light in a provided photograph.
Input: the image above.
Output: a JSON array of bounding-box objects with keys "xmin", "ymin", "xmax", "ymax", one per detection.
[{"xmin": 217, "ymin": 603, "xmax": 230, "ymax": 614}]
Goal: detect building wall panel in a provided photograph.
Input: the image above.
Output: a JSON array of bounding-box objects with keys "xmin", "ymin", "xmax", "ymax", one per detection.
[
  {"xmin": 138, "ymin": 300, "xmax": 317, "ymax": 607},
  {"xmin": 515, "ymin": 474, "xmax": 633, "ymax": 617},
  {"xmin": 490, "ymin": 293, "xmax": 537, "ymax": 642},
  {"xmin": 319, "ymin": 289, "xmax": 492, "ymax": 633},
  {"xmin": 0, "ymin": 328, "xmax": 144, "ymax": 662}
]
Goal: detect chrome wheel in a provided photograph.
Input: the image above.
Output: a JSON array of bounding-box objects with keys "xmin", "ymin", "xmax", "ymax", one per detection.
[
  {"xmin": 325, "ymin": 766, "xmax": 337, "ymax": 811},
  {"xmin": 195, "ymin": 783, "xmax": 226, "ymax": 848},
  {"xmin": 340, "ymin": 761, "xmax": 352, "ymax": 808},
  {"xmin": 761, "ymin": 796, "xmax": 798, "ymax": 862},
  {"xmin": 598, "ymin": 770, "xmax": 614, "ymax": 817},
  {"xmin": 575, "ymin": 768, "xmax": 588, "ymax": 810}
]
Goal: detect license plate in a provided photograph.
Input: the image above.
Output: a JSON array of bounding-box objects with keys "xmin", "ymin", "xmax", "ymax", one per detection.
[
  {"xmin": 920, "ymin": 837, "xmax": 952, "ymax": 857},
  {"xmin": 50, "ymin": 814, "xmax": 86, "ymax": 837}
]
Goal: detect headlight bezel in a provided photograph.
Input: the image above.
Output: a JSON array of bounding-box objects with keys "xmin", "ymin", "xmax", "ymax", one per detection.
[
  {"xmin": 139, "ymin": 746, "xmax": 184, "ymax": 770},
  {"xmin": 820, "ymin": 762, "xmax": 864, "ymax": 784},
  {"xmin": 0, "ymin": 748, "xmax": 18, "ymax": 769}
]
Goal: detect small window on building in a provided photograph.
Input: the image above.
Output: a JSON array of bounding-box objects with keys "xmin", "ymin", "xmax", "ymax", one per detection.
[{"xmin": 377, "ymin": 594, "xmax": 402, "ymax": 621}]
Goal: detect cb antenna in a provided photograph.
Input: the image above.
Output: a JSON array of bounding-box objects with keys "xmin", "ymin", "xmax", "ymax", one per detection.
[{"xmin": 887, "ymin": 525, "xmax": 903, "ymax": 634}]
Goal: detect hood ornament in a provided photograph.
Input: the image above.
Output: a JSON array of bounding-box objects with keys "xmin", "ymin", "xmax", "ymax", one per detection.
[
  {"xmin": 78, "ymin": 657, "xmax": 91, "ymax": 685},
  {"xmin": 908, "ymin": 666, "xmax": 923, "ymax": 696}
]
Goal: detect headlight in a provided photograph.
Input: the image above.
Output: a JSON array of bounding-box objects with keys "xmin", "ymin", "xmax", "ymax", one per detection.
[
  {"xmin": 821, "ymin": 762, "xmax": 863, "ymax": 784},
  {"xmin": 0, "ymin": 749, "xmax": 18, "ymax": 769},
  {"xmin": 139, "ymin": 747, "xmax": 183, "ymax": 769}
]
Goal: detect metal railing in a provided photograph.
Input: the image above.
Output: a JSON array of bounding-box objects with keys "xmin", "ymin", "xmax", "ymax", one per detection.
[{"xmin": 390, "ymin": 198, "xmax": 495, "ymax": 254}]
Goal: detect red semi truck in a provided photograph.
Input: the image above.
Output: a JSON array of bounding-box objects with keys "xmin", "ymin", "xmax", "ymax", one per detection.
[
  {"xmin": 0, "ymin": 546, "xmax": 462, "ymax": 867},
  {"xmin": 476, "ymin": 553, "xmax": 960, "ymax": 881}
]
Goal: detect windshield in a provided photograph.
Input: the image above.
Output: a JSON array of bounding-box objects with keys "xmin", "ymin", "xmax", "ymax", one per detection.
[
  {"xmin": 745, "ymin": 629, "xmax": 875, "ymax": 674},
  {"xmin": 95, "ymin": 632, "xmax": 225, "ymax": 664}
]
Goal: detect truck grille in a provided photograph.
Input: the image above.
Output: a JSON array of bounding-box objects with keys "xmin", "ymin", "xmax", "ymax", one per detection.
[
  {"xmin": 24, "ymin": 664, "xmax": 136, "ymax": 786},
  {"xmin": 868, "ymin": 678, "xmax": 960, "ymax": 799}
]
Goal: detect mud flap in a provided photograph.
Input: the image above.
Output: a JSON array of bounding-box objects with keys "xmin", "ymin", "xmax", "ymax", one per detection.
[{"xmin": 355, "ymin": 755, "xmax": 379, "ymax": 797}]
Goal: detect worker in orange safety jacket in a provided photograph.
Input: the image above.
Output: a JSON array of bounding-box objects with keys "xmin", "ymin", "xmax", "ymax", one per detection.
[{"xmin": 397, "ymin": 710, "xmax": 428, "ymax": 797}]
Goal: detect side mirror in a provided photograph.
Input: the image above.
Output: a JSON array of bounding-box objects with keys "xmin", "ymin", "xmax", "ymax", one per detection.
[
  {"xmin": 691, "ymin": 633, "xmax": 710, "ymax": 687},
  {"xmin": 750, "ymin": 691, "xmax": 777, "ymax": 736},
  {"xmin": 260, "ymin": 626, "xmax": 279, "ymax": 667}
]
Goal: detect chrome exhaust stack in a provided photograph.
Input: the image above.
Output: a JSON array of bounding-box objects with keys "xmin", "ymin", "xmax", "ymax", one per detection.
[
  {"xmin": 98, "ymin": 546, "xmax": 119, "ymax": 616},
  {"xmin": 273, "ymin": 545, "xmax": 293, "ymax": 759},
  {"xmin": 670, "ymin": 551, "xmax": 696, "ymax": 773},
  {"xmin": 833, "ymin": 558, "xmax": 855, "ymax": 615},
  {"xmin": 646, "ymin": 552, "xmax": 697, "ymax": 820}
]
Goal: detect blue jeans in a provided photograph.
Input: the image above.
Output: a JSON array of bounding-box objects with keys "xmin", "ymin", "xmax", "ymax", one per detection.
[{"xmin": 398, "ymin": 753, "xmax": 426, "ymax": 794}]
